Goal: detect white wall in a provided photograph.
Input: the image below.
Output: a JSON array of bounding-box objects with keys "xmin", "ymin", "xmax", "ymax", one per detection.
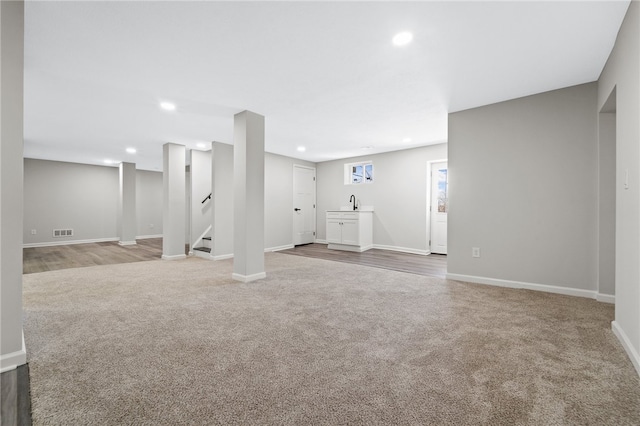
[
  {"xmin": 266, "ymin": 152, "xmax": 315, "ymax": 250},
  {"xmin": 316, "ymin": 144, "xmax": 447, "ymax": 254},
  {"xmin": 24, "ymin": 158, "xmax": 164, "ymax": 245},
  {"xmin": 447, "ymin": 83, "xmax": 598, "ymax": 294},
  {"xmin": 136, "ymin": 169, "xmax": 163, "ymax": 237},
  {"xmin": 24, "ymin": 159, "xmax": 119, "ymax": 244},
  {"xmin": 210, "ymin": 143, "xmax": 316, "ymax": 256},
  {"xmin": 1, "ymin": 0, "xmax": 26, "ymax": 372},
  {"xmin": 597, "ymin": 0, "xmax": 640, "ymax": 373},
  {"xmin": 189, "ymin": 149, "xmax": 212, "ymax": 248}
]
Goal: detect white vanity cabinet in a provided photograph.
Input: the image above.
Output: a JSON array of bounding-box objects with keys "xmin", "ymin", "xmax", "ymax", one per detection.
[{"xmin": 326, "ymin": 210, "xmax": 373, "ymax": 252}]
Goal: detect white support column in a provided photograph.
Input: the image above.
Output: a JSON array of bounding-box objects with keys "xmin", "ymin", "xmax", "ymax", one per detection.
[
  {"xmin": 211, "ymin": 141, "xmax": 234, "ymax": 260},
  {"xmin": 118, "ymin": 162, "xmax": 137, "ymax": 246},
  {"xmin": 232, "ymin": 111, "xmax": 265, "ymax": 282},
  {"xmin": 162, "ymin": 143, "xmax": 187, "ymax": 260},
  {"xmin": 0, "ymin": 0, "xmax": 26, "ymax": 372}
]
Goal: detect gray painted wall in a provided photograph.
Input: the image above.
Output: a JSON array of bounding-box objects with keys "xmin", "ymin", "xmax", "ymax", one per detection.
[
  {"xmin": 597, "ymin": 0, "xmax": 640, "ymax": 360},
  {"xmin": 448, "ymin": 83, "xmax": 598, "ymax": 291},
  {"xmin": 316, "ymin": 144, "xmax": 447, "ymax": 253},
  {"xmin": 24, "ymin": 159, "xmax": 119, "ymax": 244},
  {"xmin": 136, "ymin": 169, "xmax": 163, "ymax": 237},
  {"xmin": 24, "ymin": 159, "xmax": 164, "ymax": 245},
  {"xmin": 23, "ymin": 151, "xmax": 315, "ymax": 252},
  {"xmin": 1, "ymin": 0, "xmax": 26, "ymax": 370}
]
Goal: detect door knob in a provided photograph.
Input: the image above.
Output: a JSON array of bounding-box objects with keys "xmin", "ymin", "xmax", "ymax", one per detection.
[{"xmin": 294, "ymin": 208, "xmax": 301, "ymax": 211}]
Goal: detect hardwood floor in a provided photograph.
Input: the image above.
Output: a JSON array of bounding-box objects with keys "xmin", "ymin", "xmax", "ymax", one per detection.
[
  {"xmin": 23, "ymin": 239, "xmax": 446, "ymax": 278},
  {"xmin": 23, "ymin": 238, "xmax": 168, "ymax": 274},
  {"xmin": 279, "ymin": 243, "xmax": 447, "ymax": 278}
]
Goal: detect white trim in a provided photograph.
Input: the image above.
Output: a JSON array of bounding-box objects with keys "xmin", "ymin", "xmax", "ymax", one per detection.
[
  {"xmin": 161, "ymin": 254, "xmax": 187, "ymax": 261},
  {"xmin": 232, "ymin": 272, "xmax": 266, "ymax": 283},
  {"xmin": 118, "ymin": 240, "xmax": 137, "ymax": 246},
  {"xmin": 266, "ymin": 244, "xmax": 294, "ymax": 252},
  {"xmin": 596, "ymin": 293, "xmax": 615, "ymax": 304},
  {"xmin": 136, "ymin": 234, "xmax": 163, "ymax": 240},
  {"xmin": 612, "ymin": 321, "xmax": 640, "ymax": 377},
  {"xmin": 23, "ymin": 237, "xmax": 119, "ymax": 248},
  {"xmin": 445, "ymin": 273, "xmax": 597, "ymax": 300},
  {"xmin": 315, "ymin": 239, "xmax": 327, "ymax": 244},
  {"xmin": 193, "ymin": 250, "xmax": 212, "ymax": 260},
  {"xmin": 328, "ymin": 243, "xmax": 372, "ymax": 252},
  {"xmin": 212, "ymin": 253, "xmax": 234, "ymax": 261},
  {"xmin": 373, "ymin": 244, "xmax": 430, "ymax": 256},
  {"xmin": 1, "ymin": 331, "xmax": 27, "ymax": 373}
]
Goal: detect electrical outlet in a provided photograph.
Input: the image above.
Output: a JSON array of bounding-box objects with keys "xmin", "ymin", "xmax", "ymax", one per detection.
[
  {"xmin": 472, "ymin": 247, "xmax": 481, "ymax": 258},
  {"xmin": 31, "ymin": 229, "xmax": 37, "ymax": 235}
]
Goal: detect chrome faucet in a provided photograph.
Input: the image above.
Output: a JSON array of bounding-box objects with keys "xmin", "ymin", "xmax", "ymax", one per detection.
[{"xmin": 349, "ymin": 194, "xmax": 357, "ymax": 210}]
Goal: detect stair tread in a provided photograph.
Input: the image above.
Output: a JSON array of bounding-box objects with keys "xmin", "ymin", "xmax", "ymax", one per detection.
[
  {"xmin": 194, "ymin": 247, "xmax": 211, "ymax": 253},
  {"xmin": 202, "ymin": 237, "xmax": 212, "ymax": 241}
]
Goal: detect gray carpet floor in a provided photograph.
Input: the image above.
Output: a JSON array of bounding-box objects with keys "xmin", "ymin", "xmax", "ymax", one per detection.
[{"xmin": 23, "ymin": 253, "xmax": 640, "ymax": 425}]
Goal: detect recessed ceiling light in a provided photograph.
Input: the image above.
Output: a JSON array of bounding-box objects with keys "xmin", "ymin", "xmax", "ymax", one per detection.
[
  {"xmin": 297, "ymin": 146, "xmax": 306, "ymax": 152},
  {"xmin": 160, "ymin": 101, "xmax": 176, "ymax": 111},
  {"xmin": 403, "ymin": 138, "xmax": 412, "ymax": 143},
  {"xmin": 104, "ymin": 159, "xmax": 116, "ymax": 165},
  {"xmin": 393, "ymin": 32, "xmax": 413, "ymax": 47},
  {"xmin": 197, "ymin": 143, "xmax": 207, "ymax": 149},
  {"xmin": 361, "ymin": 146, "xmax": 374, "ymax": 150},
  {"xmin": 126, "ymin": 147, "xmax": 137, "ymax": 154}
]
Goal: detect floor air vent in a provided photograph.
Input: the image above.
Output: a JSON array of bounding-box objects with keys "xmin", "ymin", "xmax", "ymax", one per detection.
[{"xmin": 53, "ymin": 229, "xmax": 73, "ymax": 237}]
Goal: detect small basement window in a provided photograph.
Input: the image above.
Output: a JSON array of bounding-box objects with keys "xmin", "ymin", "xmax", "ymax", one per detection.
[{"xmin": 345, "ymin": 162, "xmax": 373, "ymax": 185}]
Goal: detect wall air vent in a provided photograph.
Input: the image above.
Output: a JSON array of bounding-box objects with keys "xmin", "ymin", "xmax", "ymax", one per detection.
[{"xmin": 53, "ymin": 229, "xmax": 74, "ymax": 237}]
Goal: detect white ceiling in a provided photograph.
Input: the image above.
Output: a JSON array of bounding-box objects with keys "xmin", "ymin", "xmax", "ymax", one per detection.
[{"xmin": 24, "ymin": 0, "xmax": 630, "ymax": 171}]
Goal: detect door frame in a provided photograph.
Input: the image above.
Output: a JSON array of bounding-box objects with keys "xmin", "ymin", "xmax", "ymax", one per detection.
[
  {"xmin": 292, "ymin": 164, "xmax": 317, "ymax": 245},
  {"xmin": 426, "ymin": 159, "xmax": 448, "ymax": 255}
]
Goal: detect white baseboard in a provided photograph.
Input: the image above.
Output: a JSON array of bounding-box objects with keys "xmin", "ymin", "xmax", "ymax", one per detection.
[
  {"xmin": 596, "ymin": 293, "xmax": 615, "ymax": 304},
  {"xmin": 212, "ymin": 253, "xmax": 233, "ymax": 261},
  {"xmin": 313, "ymin": 240, "xmax": 428, "ymax": 256},
  {"xmin": 118, "ymin": 240, "xmax": 137, "ymax": 246},
  {"xmin": 209, "ymin": 245, "xmax": 293, "ymax": 260},
  {"xmin": 445, "ymin": 273, "xmax": 598, "ymax": 300},
  {"xmin": 612, "ymin": 321, "xmax": 640, "ymax": 377},
  {"xmin": 23, "ymin": 237, "xmax": 119, "ymax": 248},
  {"xmin": 161, "ymin": 254, "xmax": 187, "ymax": 261},
  {"xmin": 232, "ymin": 272, "xmax": 266, "ymax": 283},
  {"xmin": 1, "ymin": 331, "xmax": 26, "ymax": 373},
  {"xmin": 266, "ymin": 244, "xmax": 294, "ymax": 252},
  {"xmin": 136, "ymin": 234, "xmax": 163, "ymax": 240},
  {"xmin": 372, "ymin": 244, "xmax": 429, "ymax": 256}
]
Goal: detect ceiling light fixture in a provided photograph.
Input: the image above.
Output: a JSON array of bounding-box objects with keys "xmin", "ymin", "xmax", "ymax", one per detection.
[
  {"xmin": 104, "ymin": 159, "xmax": 117, "ymax": 165},
  {"xmin": 392, "ymin": 32, "xmax": 413, "ymax": 47},
  {"xmin": 160, "ymin": 101, "xmax": 176, "ymax": 111},
  {"xmin": 297, "ymin": 146, "xmax": 306, "ymax": 152},
  {"xmin": 126, "ymin": 147, "xmax": 137, "ymax": 154},
  {"xmin": 197, "ymin": 143, "xmax": 207, "ymax": 149},
  {"xmin": 403, "ymin": 138, "xmax": 412, "ymax": 143}
]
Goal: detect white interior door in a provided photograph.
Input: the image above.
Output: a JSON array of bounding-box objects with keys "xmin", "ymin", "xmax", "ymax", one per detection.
[
  {"xmin": 293, "ymin": 165, "xmax": 316, "ymax": 245},
  {"xmin": 430, "ymin": 161, "xmax": 448, "ymax": 254}
]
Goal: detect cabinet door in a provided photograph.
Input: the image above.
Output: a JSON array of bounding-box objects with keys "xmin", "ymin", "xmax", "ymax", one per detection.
[
  {"xmin": 326, "ymin": 219, "xmax": 343, "ymax": 244},
  {"xmin": 341, "ymin": 220, "xmax": 359, "ymax": 245}
]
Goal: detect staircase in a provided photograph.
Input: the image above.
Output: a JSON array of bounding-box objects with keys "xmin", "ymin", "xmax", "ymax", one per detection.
[{"xmin": 193, "ymin": 236, "xmax": 212, "ymax": 258}]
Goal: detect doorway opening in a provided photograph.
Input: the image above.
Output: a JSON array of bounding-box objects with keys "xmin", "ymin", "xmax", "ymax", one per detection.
[
  {"xmin": 427, "ymin": 160, "xmax": 448, "ymax": 255},
  {"xmin": 598, "ymin": 87, "xmax": 616, "ymax": 302}
]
